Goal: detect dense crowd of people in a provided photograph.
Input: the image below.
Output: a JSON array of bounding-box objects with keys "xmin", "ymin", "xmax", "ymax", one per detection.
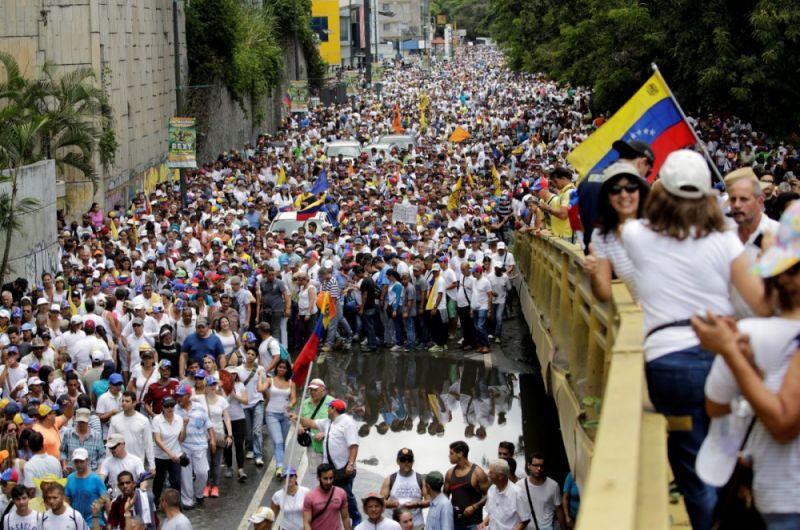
[{"xmin": 0, "ymin": 40, "xmax": 797, "ymax": 530}]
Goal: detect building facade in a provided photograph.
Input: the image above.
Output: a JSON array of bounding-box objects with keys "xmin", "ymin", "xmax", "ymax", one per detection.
[{"xmin": 0, "ymin": 0, "xmax": 186, "ymax": 217}]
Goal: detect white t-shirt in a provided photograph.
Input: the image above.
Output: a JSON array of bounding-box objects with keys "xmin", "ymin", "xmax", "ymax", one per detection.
[
  {"xmin": 152, "ymin": 413, "xmax": 184, "ymax": 460},
  {"xmin": 226, "ymin": 381, "xmax": 247, "ymax": 421},
  {"xmin": 486, "ymin": 483, "xmax": 531, "ymax": 530},
  {"xmin": 258, "ymin": 337, "xmax": 280, "ymax": 370},
  {"xmin": 3, "ymin": 509, "xmax": 43, "ymax": 530},
  {"xmin": 705, "ymin": 317, "xmax": 800, "ymax": 514},
  {"xmin": 108, "ymin": 412, "xmax": 155, "ymax": 468},
  {"xmin": 515, "ymin": 477, "xmax": 561, "ymax": 528},
  {"xmin": 591, "ymin": 229, "xmax": 638, "ymax": 300},
  {"xmin": 471, "ymin": 276, "xmax": 492, "ymax": 311},
  {"xmin": 354, "ymin": 518, "xmax": 401, "ymax": 530},
  {"xmin": 622, "ymin": 220, "xmax": 743, "ymax": 362},
  {"xmin": 204, "ymin": 396, "xmax": 229, "ymax": 436},
  {"xmin": 271, "ymin": 485, "xmax": 310, "ymax": 530},
  {"xmin": 22, "ymin": 453, "xmax": 62, "ymax": 489},
  {"xmin": 162, "ymin": 512, "xmax": 194, "ymax": 530},
  {"xmin": 315, "ymin": 414, "xmax": 359, "ymax": 469},
  {"xmin": 42, "ymin": 506, "xmax": 88, "ymax": 530},
  {"xmin": 99, "ymin": 453, "xmax": 145, "ymax": 491},
  {"xmin": 443, "ymin": 268, "xmax": 459, "ymax": 300},
  {"xmin": 95, "ymin": 391, "xmax": 122, "ymax": 438}
]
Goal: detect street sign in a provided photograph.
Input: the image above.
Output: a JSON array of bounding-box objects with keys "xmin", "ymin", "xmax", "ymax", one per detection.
[{"xmin": 167, "ymin": 117, "xmax": 196, "ymax": 169}]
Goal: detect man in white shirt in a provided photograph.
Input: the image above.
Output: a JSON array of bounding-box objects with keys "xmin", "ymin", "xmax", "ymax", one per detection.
[
  {"xmin": 355, "ymin": 493, "xmax": 400, "ymax": 530},
  {"xmin": 481, "ymin": 459, "xmax": 530, "ymax": 530},
  {"xmin": 98, "ymin": 434, "xmax": 145, "ymax": 494},
  {"xmin": 71, "ymin": 321, "xmax": 111, "ymax": 372},
  {"xmin": 292, "ymin": 399, "xmax": 361, "ymax": 527},
  {"xmin": 22, "ymin": 431, "xmax": 62, "ymax": 495},
  {"xmin": 514, "ymin": 454, "xmax": 566, "ymax": 530},
  {"xmin": 470, "ymin": 266, "xmax": 493, "ymax": 354},
  {"xmin": 95, "ymin": 373, "xmax": 124, "ymax": 438},
  {"xmin": 456, "ymin": 262, "xmax": 477, "ymax": 351},
  {"xmin": 488, "ymin": 263, "xmax": 512, "ymax": 343},
  {"xmin": 108, "ymin": 391, "xmax": 156, "ymax": 473}
]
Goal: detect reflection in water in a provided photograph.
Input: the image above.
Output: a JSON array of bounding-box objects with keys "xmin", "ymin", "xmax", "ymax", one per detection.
[{"xmin": 316, "ymin": 350, "xmax": 526, "ymax": 481}]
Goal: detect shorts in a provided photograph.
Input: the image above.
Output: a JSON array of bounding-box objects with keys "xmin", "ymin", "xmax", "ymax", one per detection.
[{"xmin": 447, "ymin": 298, "xmax": 457, "ymax": 319}]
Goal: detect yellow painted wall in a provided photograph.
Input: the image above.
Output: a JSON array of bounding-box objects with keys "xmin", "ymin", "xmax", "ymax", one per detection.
[{"xmin": 311, "ymin": 0, "xmax": 341, "ymax": 66}]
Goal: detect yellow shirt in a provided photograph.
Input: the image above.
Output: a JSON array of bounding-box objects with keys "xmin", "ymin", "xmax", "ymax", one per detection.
[{"xmin": 550, "ymin": 184, "xmax": 574, "ymax": 239}]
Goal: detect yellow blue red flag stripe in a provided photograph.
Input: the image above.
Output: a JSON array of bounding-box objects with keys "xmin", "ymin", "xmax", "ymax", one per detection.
[{"xmin": 567, "ymin": 71, "xmax": 696, "ymax": 180}]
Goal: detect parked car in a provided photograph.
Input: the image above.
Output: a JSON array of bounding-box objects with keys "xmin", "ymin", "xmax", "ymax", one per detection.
[
  {"xmin": 268, "ymin": 211, "xmax": 330, "ymax": 235},
  {"xmin": 378, "ymin": 134, "xmax": 417, "ymax": 151},
  {"xmin": 363, "ymin": 143, "xmax": 397, "ymax": 160},
  {"xmin": 324, "ymin": 140, "xmax": 361, "ymax": 160}
]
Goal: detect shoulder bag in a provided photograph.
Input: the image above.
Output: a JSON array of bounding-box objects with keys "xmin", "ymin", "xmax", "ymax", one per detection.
[{"xmin": 297, "ymin": 394, "xmax": 327, "ymax": 447}]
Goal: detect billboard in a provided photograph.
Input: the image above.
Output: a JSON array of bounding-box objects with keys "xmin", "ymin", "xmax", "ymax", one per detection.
[{"xmin": 167, "ymin": 117, "xmax": 196, "ymax": 169}]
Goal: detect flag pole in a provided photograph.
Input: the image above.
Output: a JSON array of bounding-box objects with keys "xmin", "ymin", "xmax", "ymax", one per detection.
[{"xmin": 650, "ymin": 63, "xmax": 724, "ymax": 185}]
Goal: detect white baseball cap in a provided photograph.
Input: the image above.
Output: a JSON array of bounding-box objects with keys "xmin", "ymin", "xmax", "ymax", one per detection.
[
  {"xmin": 696, "ymin": 413, "xmax": 751, "ymax": 487},
  {"xmin": 72, "ymin": 448, "xmax": 89, "ymax": 461},
  {"xmin": 658, "ymin": 149, "xmax": 717, "ymax": 200}
]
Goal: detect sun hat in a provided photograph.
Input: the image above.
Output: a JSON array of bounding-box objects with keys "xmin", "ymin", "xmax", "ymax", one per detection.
[
  {"xmin": 754, "ymin": 200, "xmax": 800, "ymax": 277},
  {"xmin": 248, "ymin": 507, "xmax": 275, "ymax": 524},
  {"xmin": 658, "ymin": 149, "xmax": 716, "ymax": 199}
]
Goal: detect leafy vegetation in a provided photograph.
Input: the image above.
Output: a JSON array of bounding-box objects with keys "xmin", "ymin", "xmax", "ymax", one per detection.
[
  {"xmin": 0, "ymin": 52, "xmax": 112, "ymax": 283},
  {"xmin": 474, "ymin": 0, "xmax": 800, "ymax": 136},
  {"xmin": 186, "ymin": 0, "xmax": 327, "ymax": 110}
]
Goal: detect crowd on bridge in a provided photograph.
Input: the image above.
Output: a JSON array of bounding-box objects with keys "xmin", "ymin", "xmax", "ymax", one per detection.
[{"xmin": 0, "ymin": 39, "xmax": 797, "ymax": 530}]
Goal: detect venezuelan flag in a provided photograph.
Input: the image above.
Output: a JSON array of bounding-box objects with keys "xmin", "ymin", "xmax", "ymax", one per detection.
[
  {"xmin": 567, "ymin": 70, "xmax": 695, "ymax": 181},
  {"xmin": 316, "ymin": 291, "xmax": 337, "ymax": 327},
  {"xmin": 296, "ymin": 197, "xmax": 325, "ymax": 220}
]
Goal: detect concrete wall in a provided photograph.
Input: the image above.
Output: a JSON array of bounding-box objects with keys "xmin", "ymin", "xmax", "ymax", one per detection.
[
  {"xmin": 193, "ymin": 37, "xmax": 308, "ymax": 162},
  {"xmin": 0, "ymin": 160, "xmax": 59, "ymax": 284},
  {"xmin": 0, "ymin": 0, "xmax": 187, "ymax": 217}
]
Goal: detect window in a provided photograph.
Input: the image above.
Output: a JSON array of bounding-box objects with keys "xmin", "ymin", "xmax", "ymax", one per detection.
[
  {"xmin": 311, "ymin": 17, "xmax": 329, "ymax": 42},
  {"xmin": 340, "ymin": 16, "xmax": 350, "ymax": 41},
  {"xmin": 383, "ymin": 23, "xmax": 391, "ymax": 31}
]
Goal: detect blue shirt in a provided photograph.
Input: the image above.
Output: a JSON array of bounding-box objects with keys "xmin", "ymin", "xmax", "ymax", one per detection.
[
  {"xmin": 426, "ymin": 493, "xmax": 454, "ymax": 530},
  {"xmin": 65, "ymin": 472, "xmax": 107, "ymax": 527},
  {"xmin": 175, "ymin": 405, "xmax": 212, "ymax": 449},
  {"xmin": 181, "ymin": 332, "xmax": 224, "ymax": 364}
]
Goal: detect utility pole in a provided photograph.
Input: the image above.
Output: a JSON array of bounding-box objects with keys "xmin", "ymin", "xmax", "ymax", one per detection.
[
  {"xmin": 172, "ymin": 0, "xmax": 187, "ymax": 208},
  {"xmin": 365, "ymin": 0, "xmax": 372, "ymax": 84}
]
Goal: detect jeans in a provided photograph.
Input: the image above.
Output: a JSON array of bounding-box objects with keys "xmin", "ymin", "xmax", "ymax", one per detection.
[
  {"xmin": 393, "ymin": 312, "xmax": 405, "ymax": 345},
  {"xmin": 457, "ymin": 306, "xmax": 476, "ymax": 348},
  {"xmin": 763, "ymin": 513, "xmax": 800, "ymax": 530},
  {"xmin": 404, "ymin": 316, "xmax": 416, "ymax": 348},
  {"xmin": 645, "ymin": 346, "xmax": 716, "ymax": 530},
  {"xmin": 325, "ymin": 299, "xmax": 350, "ymax": 346},
  {"xmin": 153, "ymin": 458, "xmax": 181, "ymax": 504},
  {"xmin": 379, "ymin": 306, "xmax": 394, "ymax": 345},
  {"xmin": 207, "ymin": 437, "xmax": 225, "ymax": 487},
  {"xmin": 265, "ymin": 411, "xmax": 290, "ymax": 468},
  {"xmin": 243, "ymin": 403, "xmax": 264, "ymax": 459},
  {"xmin": 362, "ymin": 307, "xmax": 378, "ymax": 349},
  {"xmin": 474, "ymin": 309, "xmax": 489, "ymax": 347},
  {"xmin": 224, "ymin": 418, "xmax": 247, "ymax": 470},
  {"xmin": 335, "ymin": 471, "xmax": 362, "ymax": 527},
  {"xmin": 492, "ymin": 302, "xmax": 505, "ymax": 337}
]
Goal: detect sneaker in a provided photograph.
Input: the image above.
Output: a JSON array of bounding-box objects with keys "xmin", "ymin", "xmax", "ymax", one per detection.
[
  {"xmin": 202, "ymin": 485, "xmax": 211, "ymax": 497},
  {"xmin": 488, "ymin": 334, "xmax": 494, "ymax": 340},
  {"xmin": 428, "ymin": 345, "xmax": 443, "ymax": 352},
  {"xmin": 390, "ymin": 345, "xmax": 403, "ymax": 352},
  {"xmin": 224, "ymin": 467, "xmax": 233, "ymax": 478},
  {"xmin": 494, "ymin": 337, "xmax": 501, "ymax": 343},
  {"xmin": 181, "ymin": 503, "xmax": 195, "ymax": 511},
  {"xmin": 360, "ymin": 338, "xmax": 369, "ymax": 346},
  {"xmin": 246, "ymin": 451, "xmax": 254, "ymax": 460},
  {"xmin": 457, "ymin": 337, "xmax": 464, "ymax": 345},
  {"xmin": 210, "ymin": 486, "xmax": 220, "ymax": 498},
  {"xmin": 255, "ymin": 458, "xmax": 264, "ymax": 467},
  {"xmin": 238, "ymin": 469, "xmax": 247, "ymax": 482}
]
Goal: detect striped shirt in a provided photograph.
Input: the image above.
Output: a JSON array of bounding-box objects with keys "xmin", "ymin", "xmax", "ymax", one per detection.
[{"xmin": 321, "ymin": 278, "xmax": 341, "ymax": 300}]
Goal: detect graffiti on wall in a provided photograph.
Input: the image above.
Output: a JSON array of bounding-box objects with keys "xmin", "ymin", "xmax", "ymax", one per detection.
[{"xmin": 12, "ymin": 239, "xmax": 61, "ymax": 285}]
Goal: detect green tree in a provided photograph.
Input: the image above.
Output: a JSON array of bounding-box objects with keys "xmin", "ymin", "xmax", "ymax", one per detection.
[{"xmin": 0, "ymin": 52, "xmax": 112, "ymax": 283}]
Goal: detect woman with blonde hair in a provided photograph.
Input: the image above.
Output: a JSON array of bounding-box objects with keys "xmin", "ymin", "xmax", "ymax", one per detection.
[{"xmin": 622, "ymin": 149, "xmax": 769, "ymax": 530}]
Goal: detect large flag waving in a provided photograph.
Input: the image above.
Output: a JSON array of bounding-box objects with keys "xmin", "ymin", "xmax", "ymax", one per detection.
[
  {"xmin": 310, "ymin": 169, "xmax": 329, "ymax": 195},
  {"xmin": 567, "ymin": 70, "xmax": 695, "ymax": 181},
  {"xmin": 293, "ymin": 316, "xmax": 324, "ymax": 386}
]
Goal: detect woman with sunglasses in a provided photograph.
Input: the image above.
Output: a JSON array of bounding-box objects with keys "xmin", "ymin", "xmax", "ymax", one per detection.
[
  {"xmin": 582, "ymin": 161, "xmax": 649, "ymax": 302},
  {"xmin": 152, "ymin": 396, "xmax": 183, "ymax": 505},
  {"xmin": 203, "ymin": 375, "xmax": 232, "ymax": 498},
  {"xmin": 270, "ymin": 467, "xmax": 309, "ymax": 530},
  {"xmin": 223, "ymin": 366, "xmax": 249, "ymax": 482},
  {"xmin": 265, "ymin": 359, "xmax": 296, "ymax": 478}
]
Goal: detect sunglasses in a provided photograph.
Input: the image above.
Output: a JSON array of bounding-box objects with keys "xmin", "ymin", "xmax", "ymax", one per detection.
[
  {"xmin": 398, "ymin": 456, "xmax": 414, "ymax": 463},
  {"xmin": 163, "ymin": 403, "xmax": 176, "ymax": 408},
  {"xmin": 608, "ymin": 183, "xmax": 640, "ymax": 196}
]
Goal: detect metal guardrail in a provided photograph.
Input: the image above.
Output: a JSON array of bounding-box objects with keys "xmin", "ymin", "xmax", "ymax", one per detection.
[{"xmin": 513, "ymin": 233, "xmax": 688, "ymax": 530}]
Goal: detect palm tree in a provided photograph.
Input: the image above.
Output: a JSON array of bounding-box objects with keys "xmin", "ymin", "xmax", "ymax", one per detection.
[{"xmin": 0, "ymin": 52, "xmax": 116, "ymax": 284}]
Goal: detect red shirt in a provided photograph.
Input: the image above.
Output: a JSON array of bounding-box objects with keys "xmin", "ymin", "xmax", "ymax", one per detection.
[
  {"xmin": 143, "ymin": 378, "xmax": 179, "ymax": 414},
  {"xmin": 302, "ymin": 486, "xmax": 346, "ymax": 529}
]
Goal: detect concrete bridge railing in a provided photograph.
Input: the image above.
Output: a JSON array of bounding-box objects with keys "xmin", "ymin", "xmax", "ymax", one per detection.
[{"xmin": 513, "ymin": 233, "xmax": 688, "ymax": 530}]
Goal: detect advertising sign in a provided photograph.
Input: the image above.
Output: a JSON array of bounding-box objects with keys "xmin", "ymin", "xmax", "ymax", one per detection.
[{"xmin": 167, "ymin": 117, "xmax": 196, "ymax": 169}]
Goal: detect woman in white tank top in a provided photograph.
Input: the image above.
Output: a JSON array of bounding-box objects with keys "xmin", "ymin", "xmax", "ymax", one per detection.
[
  {"xmin": 214, "ymin": 316, "xmax": 240, "ymax": 359},
  {"xmin": 264, "ymin": 359, "xmax": 296, "ymax": 478}
]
